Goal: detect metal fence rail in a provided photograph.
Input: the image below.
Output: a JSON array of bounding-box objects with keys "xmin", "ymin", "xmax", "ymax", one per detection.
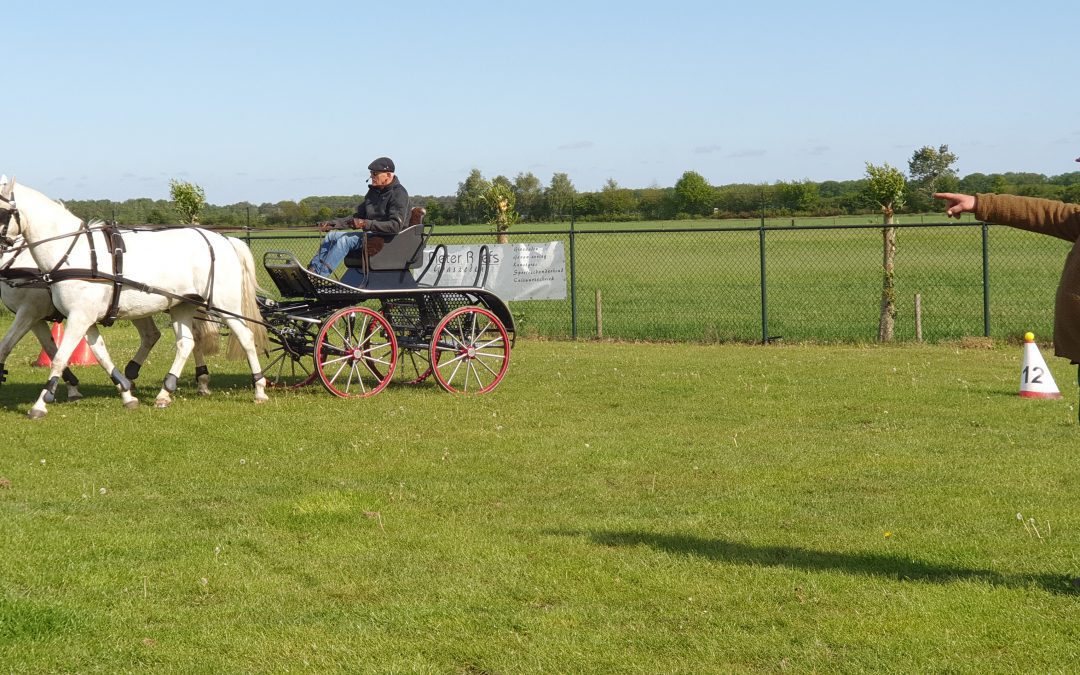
[{"xmin": 239, "ymin": 222, "xmax": 1068, "ymax": 343}]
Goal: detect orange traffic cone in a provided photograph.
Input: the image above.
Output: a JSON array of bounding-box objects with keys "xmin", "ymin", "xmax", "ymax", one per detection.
[
  {"xmin": 1019, "ymin": 331, "xmax": 1061, "ymax": 399},
  {"xmin": 34, "ymin": 322, "xmax": 98, "ymax": 367}
]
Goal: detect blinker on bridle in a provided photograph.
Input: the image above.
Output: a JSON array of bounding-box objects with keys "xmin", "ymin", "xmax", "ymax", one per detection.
[{"xmin": 0, "ymin": 189, "xmax": 18, "ymax": 247}]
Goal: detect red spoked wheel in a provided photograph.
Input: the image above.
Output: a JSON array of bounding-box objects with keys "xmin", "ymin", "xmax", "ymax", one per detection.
[
  {"xmin": 315, "ymin": 307, "xmax": 397, "ymax": 398},
  {"xmin": 430, "ymin": 306, "xmax": 510, "ymax": 394}
]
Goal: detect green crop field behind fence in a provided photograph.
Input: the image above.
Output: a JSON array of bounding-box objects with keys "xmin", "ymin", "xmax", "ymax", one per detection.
[{"xmin": 237, "ymin": 222, "xmax": 1068, "ymax": 343}]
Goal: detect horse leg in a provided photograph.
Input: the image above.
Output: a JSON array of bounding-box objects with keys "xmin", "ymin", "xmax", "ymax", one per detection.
[
  {"xmin": 0, "ymin": 306, "xmax": 35, "ymax": 383},
  {"xmin": 223, "ymin": 316, "xmax": 268, "ymax": 403},
  {"xmin": 27, "ymin": 321, "xmax": 84, "ymax": 401},
  {"xmin": 125, "ymin": 317, "xmax": 162, "ymax": 387},
  {"xmin": 0, "ymin": 306, "xmax": 81, "ymax": 395},
  {"xmin": 27, "ymin": 316, "xmax": 105, "ymax": 419},
  {"xmin": 193, "ymin": 348, "xmax": 211, "ymax": 396},
  {"xmin": 154, "ymin": 308, "xmax": 197, "ymax": 409},
  {"xmin": 82, "ymin": 324, "xmax": 139, "ymax": 409},
  {"xmin": 0, "ymin": 295, "xmax": 82, "ymax": 399},
  {"xmin": 125, "ymin": 317, "xmax": 211, "ymax": 395},
  {"xmin": 191, "ymin": 310, "xmax": 219, "ymax": 396}
]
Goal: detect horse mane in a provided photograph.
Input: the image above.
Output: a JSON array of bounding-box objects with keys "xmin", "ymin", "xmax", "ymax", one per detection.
[{"xmin": 13, "ymin": 183, "xmax": 81, "ymax": 224}]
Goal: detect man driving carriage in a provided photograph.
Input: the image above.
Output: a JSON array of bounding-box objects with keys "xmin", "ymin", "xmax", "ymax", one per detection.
[{"xmin": 307, "ymin": 156, "xmax": 409, "ymax": 278}]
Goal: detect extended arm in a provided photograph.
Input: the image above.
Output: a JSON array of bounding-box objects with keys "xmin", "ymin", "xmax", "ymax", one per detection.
[{"xmin": 935, "ymin": 192, "xmax": 1080, "ymax": 242}]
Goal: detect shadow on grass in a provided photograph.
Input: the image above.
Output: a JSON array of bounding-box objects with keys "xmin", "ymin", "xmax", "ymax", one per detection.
[
  {"xmin": 0, "ymin": 381, "xmax": 116, "ymax": 413},
  {"xmin": 0, "ymin": 371, "xmax": 265, "ymax": 414},
  {"xmin": 555, "ymin": 529, "xmax": 1078, "ymax": 596}
]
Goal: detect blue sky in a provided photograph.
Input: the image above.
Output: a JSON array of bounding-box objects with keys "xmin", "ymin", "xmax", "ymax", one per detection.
[{"xmin": 7, "ymin": 1, "xmax": 1080, "ymax": 205}]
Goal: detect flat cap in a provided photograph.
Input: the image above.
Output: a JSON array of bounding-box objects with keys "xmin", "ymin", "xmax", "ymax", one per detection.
[{"xmin": 368, "ymin": 157, "xmax": 395, "ymax": 173}]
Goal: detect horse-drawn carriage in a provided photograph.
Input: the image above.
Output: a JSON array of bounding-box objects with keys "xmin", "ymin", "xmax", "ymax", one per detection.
[
  {"xmin": 0, "ymin": 178, "xmax": 514, "ymax": 419},
  {"xmin": 258, "ymin": 206, "xmax": 515, "ymax": 397}
]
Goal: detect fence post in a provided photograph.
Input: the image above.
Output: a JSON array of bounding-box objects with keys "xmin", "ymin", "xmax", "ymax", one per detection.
[
  {"xmin": 595, "ymin": 289, "xmax": 603, "ymax": 339},
  {"xmin": 915, "ymin": 293, "xmax": 923, "ymax": 341},
  {"xmin": 759, "ymin": 218, "xmax": 769, "ymax": 343},
  {"xmin": 981, "ymin": 222, "xmax": 990, "ymax": 337},
  {"xmin": 569, "ymin": 200, "xmax": 578, "ymax": 339}
]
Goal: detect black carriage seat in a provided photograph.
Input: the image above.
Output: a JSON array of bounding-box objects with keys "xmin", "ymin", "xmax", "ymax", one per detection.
[
  {"xmin": 340, "ymin": 207, "xmax": 429, "ymax": 289},
  {"xmin": 264, "ymin": 251, "xmax": 320, "ymax": 298}
]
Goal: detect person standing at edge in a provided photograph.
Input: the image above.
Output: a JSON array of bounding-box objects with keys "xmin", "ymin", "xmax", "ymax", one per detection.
[
  {"xmin": 935, "ymin": 158, "xmax": 1080, "ymax": 423},
  {"xmin": 308, "ymin": 156, "xmax": 409, "ymax": 278}
]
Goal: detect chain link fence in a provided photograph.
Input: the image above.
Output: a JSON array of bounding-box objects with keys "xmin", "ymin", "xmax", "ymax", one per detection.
[{"xmin": 238, "ymin": 222, "xmax": 1066, "ymax": 343}]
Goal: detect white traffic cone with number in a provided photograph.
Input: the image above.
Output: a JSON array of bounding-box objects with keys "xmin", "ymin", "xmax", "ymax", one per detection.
[{"xmin": 1019, "ymin": 332, "xmax": 1061, "ymax": 399}]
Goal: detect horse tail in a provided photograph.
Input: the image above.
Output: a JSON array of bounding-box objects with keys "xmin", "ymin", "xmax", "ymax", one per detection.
[
  {"xmin": 226, "ymin": 236, "xmax": 270, "ymax": 359},
  {"xmin": 192, "ymin": 309, "xmax": 221, "ymax": 357}
]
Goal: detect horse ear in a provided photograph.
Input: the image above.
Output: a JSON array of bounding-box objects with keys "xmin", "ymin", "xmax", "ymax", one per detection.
[{"xmin": 0, "ymin": 176, "xmax": 11, "ymax": 199}]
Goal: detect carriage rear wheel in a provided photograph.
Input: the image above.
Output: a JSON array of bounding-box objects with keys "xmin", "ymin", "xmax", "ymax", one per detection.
[
  {"xmin": 430, "ymin": 306, "xmax": 510, "ymax": 394},
  {"xmin": 315, "ymin": 307, "xmax": 397, "ymax": 398},
  {"xmin": 264, "ymin": 317, "xmax": 318, "ymax": 389}
]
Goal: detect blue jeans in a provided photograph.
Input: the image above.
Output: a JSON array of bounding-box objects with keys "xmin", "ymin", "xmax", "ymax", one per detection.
[{"xmin": 309, "ymin": 230, "xmax": 363, "ymax": 277}]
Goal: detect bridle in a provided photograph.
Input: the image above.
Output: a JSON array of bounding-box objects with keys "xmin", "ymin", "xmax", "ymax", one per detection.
[{"xmin": 0, "ymin": 187, "xmax": 18, "ymax": 248}]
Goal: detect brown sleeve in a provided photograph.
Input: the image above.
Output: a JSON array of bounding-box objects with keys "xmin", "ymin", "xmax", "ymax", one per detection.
[{"xmin": 974, "ymin": 193, "xmax": 1080, "ymax": 242}]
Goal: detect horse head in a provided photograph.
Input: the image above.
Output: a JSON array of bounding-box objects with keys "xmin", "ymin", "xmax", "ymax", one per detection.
[
  {"xmin": 0, "ymin": 179, "xmax": 84, "ymax": 250},
  {"xmin": 0, "ymin": 176, "xmax": 18, "ymax": 247}
]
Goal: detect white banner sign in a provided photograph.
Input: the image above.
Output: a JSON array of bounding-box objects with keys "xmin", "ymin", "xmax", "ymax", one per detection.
[{"xmin": 418, "ymin": 242, "xmax": 567, "ymax": 301}]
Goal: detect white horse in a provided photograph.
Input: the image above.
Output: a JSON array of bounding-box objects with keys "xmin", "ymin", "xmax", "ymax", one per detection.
[
  {"xmin": 1, "ymin": 239, "xmax": 216, "ymax": 399},
  {"xmin": 0, "ymin": 178, "xmax": 268, "ymax": 419}
]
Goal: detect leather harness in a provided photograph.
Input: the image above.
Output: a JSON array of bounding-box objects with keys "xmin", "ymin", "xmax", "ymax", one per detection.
[{"xmin": 17, "ymin": 221, "xmax": 242, "ymax": 328}]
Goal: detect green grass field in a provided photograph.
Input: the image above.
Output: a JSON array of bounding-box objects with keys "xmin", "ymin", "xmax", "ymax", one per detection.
[
  {"xmin": 236, "ymin": 218, "xmax": 1068, "ymax": 344},
  {"xmin": 1, "ymin": 321, "xmax": 1078, "ymax": 672}
]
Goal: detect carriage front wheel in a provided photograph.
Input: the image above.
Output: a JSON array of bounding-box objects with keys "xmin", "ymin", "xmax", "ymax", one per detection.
[
  {"xmin": 263, "ymin": 317, "xmax": 319, "ymax": 389},
  {"xmin": 430, "ymin": 306, "xmax": 510, "ymax": 394},
  {"xmin": 315, "ymin": 307, "xmax": 397, "ymax": 398}
]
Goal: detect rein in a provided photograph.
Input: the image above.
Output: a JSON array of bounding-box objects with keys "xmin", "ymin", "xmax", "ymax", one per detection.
[
  {"xmin": 0, "ymin": 238, "xmax": 28, "ymax": 276},
  {"xmin": 0, "ymin": 240, "xmax": 46, "ymax": 287},
  {"xmin": 1, "ymin": 186, "xmax": 269, "ymax": 329},
  {"xmin": 24, "ymin": 221, "xmax": 270, "ymax": 329}
]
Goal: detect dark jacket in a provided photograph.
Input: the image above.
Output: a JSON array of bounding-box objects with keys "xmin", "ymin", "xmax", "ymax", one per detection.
[
  {"xmin": 975, "ymin": 192, "xmax": 1080, "ymax": 362},
  {"xmin": 329, "ymin": 177, "xmax": 409, "ymax": 234}
]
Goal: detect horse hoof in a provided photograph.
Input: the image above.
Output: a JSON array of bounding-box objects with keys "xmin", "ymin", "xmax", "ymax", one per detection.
[
  {"xmin": 154, "ymin": 398, "xmax": 171, "ymax": 409},
  {"xmin": 27, "ymin": 409, "xmax": 47, "ymax": 420},
  {"xmin": 67, "ymin": 393, "xmax": 84, "ymax": 402},
  {"xmin": 254, "ymin": 395, "xmax": 269, "ymax": 404},
  {"xmin": 197, "ymin": 388, "xmax": 212, "ymax": 397},
  {"xmin": 124, "ymin": 399, "xmax": 140, "ymax": 410}
]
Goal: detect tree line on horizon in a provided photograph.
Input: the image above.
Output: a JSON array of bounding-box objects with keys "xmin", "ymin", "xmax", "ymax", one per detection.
[{"xmin": 61, "ymin": 149, "xmax": 1080, "ymax": 229}]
